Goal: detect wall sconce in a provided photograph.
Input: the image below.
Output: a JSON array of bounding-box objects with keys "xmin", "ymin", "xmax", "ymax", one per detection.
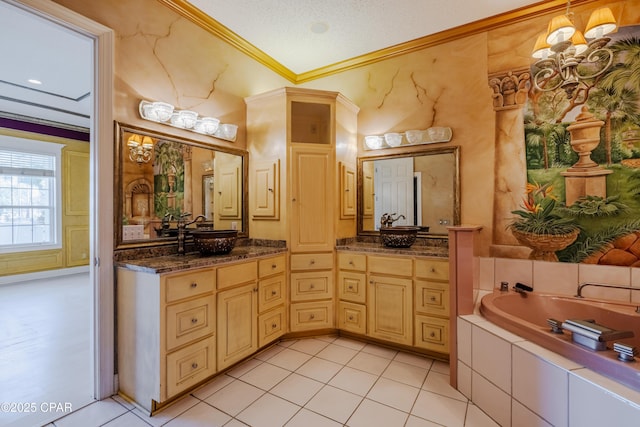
[
  {"xmin": 138, "ymin": 100, "xmax": 238, "ymax": 142},
  {"xmin": 531, "ymin": 2, "xmax": 617, "ymax": 99},
  {"xmin": 127, "ymin": 134, "xmax": 154, "ymax": 164},
  {"xmin": 363, "ymin": 127, "xmax": 452, "ymax": 150}
]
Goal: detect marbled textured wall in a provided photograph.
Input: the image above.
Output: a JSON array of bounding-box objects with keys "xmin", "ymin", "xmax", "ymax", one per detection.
[{"xmin": 53, "ymin": 0, "xmax": 640, "ymax": 255}]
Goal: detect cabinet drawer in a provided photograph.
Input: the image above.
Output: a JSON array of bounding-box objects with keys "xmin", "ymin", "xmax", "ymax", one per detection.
[
  {"xmin": 258, "ymin": 274, "xmax": 286, "ymax": 313},
  {"xmin": 415, "ymin": 280, "xmax": 449, "ymax": 317},
  {"xmin": 259, "ymin": 255, "xmax": 286, "ymax": 278},
  {"xmin": 290, "ymin": 301, "xmax": 334, "ymax": 331},
  {"xmin": 368, "ymin": 255, "xmax": 412, "ymax": 277},
  {"xmin": 164, "ymin": 269, "xmax": 215, "ymax": 303},
  {"xmin": 166, "ymin": 296, "xmax": 215, "ymax": 351},
  {"xmin": 337, "ymin": 301, "xmax": 366, "ymax": 335},
  {"xmin": 415, "ymin": 258, "xmax": 449, "ymax": 281},
  {"xmin": 290, "ymin": 271, "xmax": 333, "ymax": 301},
  {"xmin": 258, "ymin": 306, "xmax": 286, "ymax": 348},
  {"xmin": 337, "ymin": 271, "xmax": 366, "ymax": 304},
  {"xmin": 415, "ymin": 315, "xmax": 449, "ymax": 354},
  {"xmin": 166, "ymin": 336, "xmax": 216, "ymax": 398},
  {"xmin": 217, "ymin": 261, "xmax": 257, "ymax": 289},
  {"xmin": 290, "ymin": 253, "xmax": 333, "ymax": 270},
  {"xmin": 337, "ymin": 252, "xmax": 366, "ymax": 271}
]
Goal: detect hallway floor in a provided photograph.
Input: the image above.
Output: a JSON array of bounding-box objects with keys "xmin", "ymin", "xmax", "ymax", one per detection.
[{"xmin": 49, "ymin": 336, "xmax": 497, "ymax": 427}]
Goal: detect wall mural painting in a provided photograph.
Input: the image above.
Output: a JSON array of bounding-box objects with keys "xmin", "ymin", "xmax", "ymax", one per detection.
[
  {"xmin": 522, "ymin": 25, "xmax": 640, "ymax": 266},
  {"xmin": 153, "ymin": 139, "xmax": 186, "ymax": 220}
]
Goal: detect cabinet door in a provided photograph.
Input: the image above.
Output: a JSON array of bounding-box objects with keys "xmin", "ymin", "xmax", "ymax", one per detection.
[
  {"xmin": 415, "ymin": 280, "xmax": 449, "ymax": 317},
  {"xmin": 415, "ymin": 315, "xmax": 449, "ymax": 354},
  {"xmin": 290, "ymin": 146, "xmax": 333, "ymax": 252},
  {"xmin": 252, "ymin": 159, "xmax": 279, "ymax": 219},
  {"xmin": 258, "ymin": 274, "xmax": 286, "ymax": 313},
  {"xmin": 258, "ymin": 306, "xmax": 286, "ymax": 348},
  {"xmin": 368, "ymin": 275, "xmax": 412, "ymax": 345},
  {"xmin": 217, "ymin": 283, "xmax": 257, "ymax": 370},
  {"xmin": 337, "ymin": 301, "xmax": 366, "ymax": 335},
  {"xmin": 337, "ymin": 271, "xmax": 366, "ymax": 304},
  {"xmin": 217, "ymin": 164, "xmax": 240, "ymax": 218},
  {"xmin": 340, "ymin": 162, "xmax": 356, "ymax": 218}
]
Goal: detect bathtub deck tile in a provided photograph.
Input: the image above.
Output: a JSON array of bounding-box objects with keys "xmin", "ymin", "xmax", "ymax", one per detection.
[
  {"xmin": 514, "ymin": 341, "xmax": 583, "ymax": 371},
  {"xmin": 473, "ymin": 320, "xmax": 526, "ymax": 343}
]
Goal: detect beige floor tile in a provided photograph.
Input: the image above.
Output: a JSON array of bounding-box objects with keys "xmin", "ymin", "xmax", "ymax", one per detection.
[
  {"xmin": 328, "ymin": 366, "xmax": 378, "ymax": 396},
  {"xmin": 333, "ymin": 336, "xmax": 367, "ymax": 351},
  {"xmin": 296, "ymin": 356, "xmax": 343, "ymax": 383},
  {"xmin": 465, "ymin": 404, "xmax": 500, "ymax": 427},
  {"xmin": 285, "ymin": 408, "xmax": 342, "ymax": 426},
  {"xmin": 360, "ymin": 343, "xmax": 398, "ymax": 359},
  {"xmin": 347, "ymin": 351, "xmax": 392, "ymax": 375},
  {"xmin": 53, "ymin": 398, "xmax": 128, "ymax": 427},
  {"xmin": 254, "ymin": 344, "xmax": 286, "ymax": 361},
  {"xmin": 393, "ymin": 352, "xmax": 434, "ymax": 369},
  {"xmin": 411, "ymin": 390, "xmax": 468, "ymax": 427},
  {"xmin": 163, "ymin": 402, "xmax": 231, "ymax": 427},
  {"xmin": 270, "ymin": 373, "xmax": 324, "ymax": 406},
  {"xmin": 266, "ymin": 348, "xmax": 313, "ymax": 371},
  {"xmin": 277, "ymin": 339, "xmax": 297, "ymax": 348},
  {"xmin": 346, "ymin": 398, "xmax": 408, "ymax": 427},
  {"xmin": 382, "ymin": 360, "xmax": 428, "ymax": 388},
  {"xmin": 191, "ymin": 374, "xmax": 235, "ymax": 400},
  {"xmin": 316, "ymin": 343, "xmax": 358, "ymax": 365},
  {"xmin": 314, "ymin": 335, "xmax": 339, "ymax": 343},
  {"xmin": 102, "ymin": 412, "xmax": 152, "ymax": 427},
  {"xmin": 305, "ymin": 385, "xmax": 363, "ymax": 424},
  {"xmin": 226, "ymin": 358, "xmax": 263, "ymax": 379},
  {"xmin": 223, "ymin": 419, "xmax": 250, "ymax": 426},
  {"xmin": 204, "ymin": 380, "xmax": 264, "ymax": 416},
  {"xmin": 431, "ymin": 360, "xmax": 450, "ymax": 374},
  {"xmin": 133, "ymin": 395, "xmax": 200, "ymax": 427},
  {"xmin": 239, "ymin": 362, "xmax": 290, "ymax": 391},
  {"xmin": 422, "ymin": 371, "xmax": 467, "ymax": 402},
  {"xmin": 288, "ymin": 338, "xmax": 330, "ymax": 355},
  {"xmin": 236, "ymin": 393, "xmax": 300, "ymax": 427},
  {"xmin": 404, "ymin": 415, "xmax": 442, "ymax": 426},
  {"xmin": 367, "ymin": 377, "xmax": 420, "ymax": 412}
]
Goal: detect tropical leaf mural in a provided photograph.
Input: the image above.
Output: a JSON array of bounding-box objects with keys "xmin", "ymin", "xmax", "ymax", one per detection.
[{"xmin": 524, "ymin": 26, "xmax": 640, "ymax": 265}]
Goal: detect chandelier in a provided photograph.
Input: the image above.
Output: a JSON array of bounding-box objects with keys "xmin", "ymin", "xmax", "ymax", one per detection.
[
  {"xmin": 127, "ymin": 134, "xmax": 154, "ymax": 164},
  {"xmin": 531, "ymin": 3, "xmax": 617, "ymax": 99}
]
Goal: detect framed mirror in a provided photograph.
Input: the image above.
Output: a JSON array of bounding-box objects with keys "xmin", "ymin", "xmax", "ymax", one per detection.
[
  {"xmin": 114, "ymin": 122, "xmax": 248, "ymax": 249},
  {"xmin": 357, "ymin": 146, "xmax": 460, "ymax": 236}
]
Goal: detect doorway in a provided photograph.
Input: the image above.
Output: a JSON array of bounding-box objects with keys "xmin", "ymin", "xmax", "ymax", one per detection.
[{"xmin": 0, "ymin": 0, "xmax": 115, "ymax": 425}]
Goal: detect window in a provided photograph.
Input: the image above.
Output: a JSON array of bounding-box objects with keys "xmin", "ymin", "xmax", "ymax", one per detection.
[{"xmin": 0, "ymin": 137, "xmax": 62, "ymax": 252}]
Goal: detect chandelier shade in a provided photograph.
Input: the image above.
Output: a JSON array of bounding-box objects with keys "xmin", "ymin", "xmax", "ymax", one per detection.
[
  {"xmin": 584, "ymin": 7, "xmax": 617, "ymax": 39},
  {"xmin": 546, "ymin": 15, "xmax": 576, "ymax": 45}
]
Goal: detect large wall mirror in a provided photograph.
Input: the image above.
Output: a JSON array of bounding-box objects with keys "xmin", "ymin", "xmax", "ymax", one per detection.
[
  {"xmin": 358, "ymin": 146, "xmax": 460, "ymax": 236},
  {"xmin": 114, "ymin": 122, "xmax": 248, "ymax": 249}
]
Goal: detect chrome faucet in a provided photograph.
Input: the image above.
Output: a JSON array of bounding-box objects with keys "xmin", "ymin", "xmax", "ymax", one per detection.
[
  {"xmin": 380, "ymin": 213, "xmax": 406, "ymax": 228},
  {"xmin": 576, "ymin": 282, "xmax": 640, "ymax": 298}
]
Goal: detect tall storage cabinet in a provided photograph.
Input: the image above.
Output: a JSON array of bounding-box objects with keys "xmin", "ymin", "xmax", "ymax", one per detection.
[{"xmin": 246, "ymin": 88, "xmax": 359, "ymax": 332}]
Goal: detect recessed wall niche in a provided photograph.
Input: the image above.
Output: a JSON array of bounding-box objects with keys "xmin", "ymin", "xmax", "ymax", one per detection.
[{"xmin": 290, "ymin": 101, "xmax": 330, "ymax": 144}]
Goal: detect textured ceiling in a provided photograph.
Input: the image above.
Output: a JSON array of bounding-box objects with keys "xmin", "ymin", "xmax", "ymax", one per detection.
[{"xmin": 185, "ymin": 0, "xmax": 544, "ymax": 74}]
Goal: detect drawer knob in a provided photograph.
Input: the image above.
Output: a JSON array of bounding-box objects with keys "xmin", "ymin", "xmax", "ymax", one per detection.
[
  {"xmin": 190, "ymin": 282, "xmax": 198, "ymax": 288},
  {"xmin": 348, "ymin": 315, "xmax": 354, "ymax": 321},
  {"xmin": 430, "ymin": 332, "xmax": 436, "ymax": 338},
  {"xmin": 310, "ymin": 283, "xmax": 315, "ymax": 289},
  {"xmin": 191, "ymin": 318, "xmax": 198, "ymax": 324},
  {"xmin": 310, "ymin": 259, "xmax": 315, "ymax": 265},
  {"xmin": 309, "ymin": 314, "xmax": 315, "ymax": 320},
  {"xmin": 272, "ymin": 264, "xmax": 277, "ymax": 269},
  {"xmin": 271, "ymin": 290, "xmax": 277, "ymax": 296},
  {"xmin": 272, "ymin": 323, "xmax": 277, "ymax": 329},
  {"xmin": 253, "ymin": 288, "xmax": 258, "ymax": 292},
  {"xmin": 430, "ymin": 296, "xmax": 437, "ymax": 302},
  {"xmin": 349, "ymin": 260, "xmax": 354, "ymax": 265},
  {"xmin": 191, "ymin": 362, "xmax": 198, "ymax": 369},
  {"xmin": 348, "ymin": 285, "xmax": 353, "ymax": 290},
  {"xmin": 431, "ymin": 268, "xmax": 436, "ymax": 273}
]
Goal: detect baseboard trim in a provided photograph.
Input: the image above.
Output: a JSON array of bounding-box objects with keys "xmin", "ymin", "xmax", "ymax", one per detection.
[{"xmin": 0, "ymin": 266, "xmax": 90, "ymax": 286}]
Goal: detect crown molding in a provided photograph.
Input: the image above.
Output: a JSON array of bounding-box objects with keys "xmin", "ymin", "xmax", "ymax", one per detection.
[{"xmin": 158, "ymin": 0, "xmax": 603, "ymax": 84}]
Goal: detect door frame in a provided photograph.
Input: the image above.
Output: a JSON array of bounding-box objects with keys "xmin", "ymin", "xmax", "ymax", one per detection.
[{"xmin": 11, "ymin": 0, "xmax": 115, "ymax": 399}]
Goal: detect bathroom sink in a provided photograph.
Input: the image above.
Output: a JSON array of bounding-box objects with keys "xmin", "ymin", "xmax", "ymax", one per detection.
[
  {"xmin": 379, "ymin": 226, "xmax": 421, "ymax": 248},
  {"xmin": 191, "ymin": 230, "xmax": 238, "ymax": 255}
]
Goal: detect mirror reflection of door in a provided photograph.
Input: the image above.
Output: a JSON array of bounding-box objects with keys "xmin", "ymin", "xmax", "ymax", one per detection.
[
  {"xmin": 373, "ymin": 157, "xmax": 415, "ymax": 229},
  {"xmin": 203, "ymin": 174, "xmax": 215, "ymax": 220}
]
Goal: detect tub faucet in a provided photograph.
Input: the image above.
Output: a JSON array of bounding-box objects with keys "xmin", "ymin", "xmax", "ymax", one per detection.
[{"xmin": 513, "ymin": 282, "xmax": 533, "ymax": 295}]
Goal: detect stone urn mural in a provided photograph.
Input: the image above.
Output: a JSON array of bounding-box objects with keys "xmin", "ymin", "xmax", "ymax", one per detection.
[{"xmin": 520, "ymin": 25, "xmax": 640, "ymax": 265}]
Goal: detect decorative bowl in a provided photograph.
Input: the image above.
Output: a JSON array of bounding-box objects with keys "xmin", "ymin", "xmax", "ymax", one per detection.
[
  {"xmin": 191, "ymin": 230, "xmax": 238, "ymax": 255},
  {"xmin": 379, "ymin": 226, "xmax": 421, "ymax": 248}
]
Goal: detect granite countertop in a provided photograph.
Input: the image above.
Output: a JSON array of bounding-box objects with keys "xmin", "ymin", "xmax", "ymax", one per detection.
[
  {"xmin": 335, "ymin": 241, "xmax": 449, "ymax": 258},
  {"xmin": 115, "ymin": 245, "xmax": 287, "ymax": 274}
]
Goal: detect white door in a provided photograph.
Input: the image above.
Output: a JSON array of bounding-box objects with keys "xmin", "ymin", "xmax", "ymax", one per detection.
[{"xmin": 374, "ymin": 157, "xmax": 414, "ymax": 229}]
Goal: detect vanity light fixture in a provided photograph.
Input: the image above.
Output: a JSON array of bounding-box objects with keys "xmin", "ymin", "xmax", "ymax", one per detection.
[
  {"xmin": 531, "ymin": 2, "xmax": 617, "ymax": 99},
  {"xmin": 138, "ymin": 100, "xmax": 236, "ymax": 141},
  {"xmin": 364, "ymin": 127, "xmax": 452, "ymax": 150},
  {"xmin": 127, "ymin": 134, "xmax": 154, "ymax": 164}
]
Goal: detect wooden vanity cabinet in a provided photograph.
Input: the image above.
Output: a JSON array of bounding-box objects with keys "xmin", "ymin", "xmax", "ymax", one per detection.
[
  {"xmin": 117, "ymin": 267, "xmax": 216, "ymax": 413},
  {"xmin": 336, "ymin": 252, "xmax": 367, "ymax": 334},
  {"xmin": 290, "ymin": 252, "xmax": 334, "ymax": 331},
  {"xmin": 414, "ymin": 258, "xmax": 450, "ymax": 353},
  {"xmin": 257, "ymin": 255, "xmax": 287, "ymax": 347}
]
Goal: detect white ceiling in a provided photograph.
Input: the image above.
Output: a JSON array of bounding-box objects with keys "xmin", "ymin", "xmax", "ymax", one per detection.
[
  {"xmin": 187, "ymin": 0, "xmax": 543, "ymax": 74},
  {"xmin": 0, "ymin": 0, "xmax": 545, "ymax": 128}
]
